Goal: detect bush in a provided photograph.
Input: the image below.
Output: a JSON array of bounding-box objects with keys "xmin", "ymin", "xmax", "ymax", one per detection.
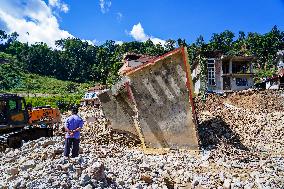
[{"xmin": 25, "ymin": 94, "xmax": 82, "ymax": 112}]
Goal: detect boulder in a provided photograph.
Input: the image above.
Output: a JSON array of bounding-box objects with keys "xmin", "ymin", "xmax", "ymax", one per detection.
[
  {"xmin": 140, "ymin": 174, "xmax": 153, "ymax": 184},
  {"xmin": 7, "ymin": 167, "xmax": 19, "ymax": 176},
  {"xmin": 86, "ymin": 162, "xmax": 105, "ymax": 181},
  {"xmin": 20, "ymin": 160, "xmax": 36, "ymax": 171}
]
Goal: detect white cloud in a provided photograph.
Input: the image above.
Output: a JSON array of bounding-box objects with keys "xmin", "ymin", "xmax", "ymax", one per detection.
[
  {"xmin": 61, "ymin": 4, "xmax": 69, "ymax": 13},
  {"xmin": 149, "ymin": 37, "xmax": 166, "ymax": 45},
  {"xmin": 91, "ymin": 39, "xmax": 99, "ymax": 45},
  {"xmin": 115, "ymin": 40, "xmax": 123, "ymax": 45},
  {"xmin": 48, "ymin": 0, "xmax": 69, "ymax": 13},
  {"xmin": 83, "ymin": 39, "xmax": 98, "ymax": 46},
  {"xmin": 99, "ymin": 0, "xmax": 112, "ymax": 13},
  {"xmin": 0, "ymin": 0, "xmax": 73, "ymax": 48},
  {"xmin": 116, "ymin": 12, "xmax": 123, "ymax": 22},
  {"xmin": 48, "ymin": 0, "xmax": 58, "ymax": 7},
  {"xmin": 129, "ymin": 22, "xmax": 165, "ymax": 45},
  {"xmin": 130, "ymin": 23, "xmax": 148, "ymax": 41}
]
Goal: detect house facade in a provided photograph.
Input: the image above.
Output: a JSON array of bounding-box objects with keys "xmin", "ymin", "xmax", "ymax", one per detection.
[
  {"xmin": 209, "ymin": 56, "xmax": 255, "ymax": 92},
  {"xmin": 192, "ymin": 55, "xmax": 255, "ymax": 94},
  {"xmin": 276, "ymin": 51, "xmax": 284, "ymax": 88}
]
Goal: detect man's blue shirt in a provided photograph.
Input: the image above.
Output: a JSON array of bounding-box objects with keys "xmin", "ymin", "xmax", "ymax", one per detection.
[{"xmin": 65, "ymin": 114, "xmax": 84, "ymax": 139}]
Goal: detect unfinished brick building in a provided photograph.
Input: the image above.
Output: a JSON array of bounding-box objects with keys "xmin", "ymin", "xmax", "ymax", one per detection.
[{"xmin": 192, "ymin": 55, "xmax": 255, "ymax": 94}]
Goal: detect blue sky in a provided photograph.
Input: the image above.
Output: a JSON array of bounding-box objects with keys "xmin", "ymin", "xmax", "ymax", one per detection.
[{"xmin": 0, "ymin": 0, "xmax": 284, "ymax": 47}]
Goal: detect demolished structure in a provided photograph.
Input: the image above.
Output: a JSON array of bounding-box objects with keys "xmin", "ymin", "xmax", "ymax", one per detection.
[
  {"xmin": 98, "ymin": 47, "xmax": 199, "ymax": 150},
  {"xmin": 256, "ymin": 50, "xmax": 284, "ymax": 89},
  {"xmin": 80, "ymin": 85, "xmax": 107, "ymax": 107}
]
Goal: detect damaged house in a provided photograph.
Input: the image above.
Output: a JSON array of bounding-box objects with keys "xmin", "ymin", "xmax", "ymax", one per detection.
[
  {"xmin": 80, "ymin": 85, "xmax": 107, "ymax": 107},
  {"xmin": 192, "ymin": 54, "xmax": 255, "ymax": 94},
  {"xmin": 277, "ymin": 50, "xmax": 284, "ymax": 88},
  {"xmin": 118, "ymin": 53, "xmax": 157, "ymax": 75},
  {"xmin": 261, "ymin": 50, "xmax": 284, "ymax": 89}
]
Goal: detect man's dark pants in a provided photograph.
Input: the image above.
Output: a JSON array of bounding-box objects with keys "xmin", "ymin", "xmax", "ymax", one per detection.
[{"xmin": 64, "ymin": 138, "xmax": 80, "ymax": 158}]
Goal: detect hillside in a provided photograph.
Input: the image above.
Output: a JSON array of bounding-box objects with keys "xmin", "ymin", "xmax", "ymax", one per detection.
[
  {"xmin": 2, "ymin": 73, "xmax": 91, "ymax": 95},
  {"xmin": 0, "ymin": 73, "xmax": 92, "ymax": 108}
]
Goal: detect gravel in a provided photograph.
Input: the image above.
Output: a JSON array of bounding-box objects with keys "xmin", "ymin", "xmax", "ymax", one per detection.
[{"xmin": 0, "ymin": 90, "xmax": 284, "ymax": 188}]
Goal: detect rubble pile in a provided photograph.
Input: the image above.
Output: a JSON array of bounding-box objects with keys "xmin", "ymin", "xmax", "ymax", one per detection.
[
  {"xmin": 60, "ymin": 107, "xmax": 141, "ymax": 148},
  {"xmin": 0, "ymin": 90, "xmax": 284, "ymax": 188},
  {"xmin": 224, "ymin": 90, "xmax": 284, "ymax": 112},
  {"xmin": 196, "ymin": 90, "xmax": 284, "ymax": 113},
  {"xmin": 195, "ymin": 90, "xmax": 284, "ymax": 154},
  {"xmin": 1, "ymin": 136, "xmax": 284, "ymax": 188}
]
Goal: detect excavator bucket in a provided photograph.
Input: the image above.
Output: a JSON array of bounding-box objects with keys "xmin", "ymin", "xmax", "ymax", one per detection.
[{"xmin": 98, "ymin": 47, "xmax": 199, "ymax": 150}]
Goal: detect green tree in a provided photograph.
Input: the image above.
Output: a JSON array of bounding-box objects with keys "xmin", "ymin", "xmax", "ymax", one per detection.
[
  {"xmin": 0, "ymin": 52, "xmax": 23, "ymax": 90},
  {"xmin": 164, "ymin": 39, "xmax": 176, "ymax": 52},
  {"xmin": 209, "ymin": 30, "xmax": 235, "ymax": 53}
]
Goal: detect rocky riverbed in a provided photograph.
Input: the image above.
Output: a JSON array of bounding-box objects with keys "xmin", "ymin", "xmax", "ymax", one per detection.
[{"xmin": 0, "ymin": 90, "xmax": 284, "ymax": 189}]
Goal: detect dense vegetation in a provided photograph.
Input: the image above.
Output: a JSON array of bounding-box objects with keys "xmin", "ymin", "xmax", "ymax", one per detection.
[
  {"xmin": 1, "ymin": 26, "xmax": 284, "ymax": 90},
  {"xmin": 1, "ymin": 73, "xmax": 90, "ymax": 95},
  {"xmin": 25, "ymin": 95, "xmax": 82, "ymax": 111},
  {"xmin": 0, "ymin": 69, "xmax": 90, "ymax": 108}
]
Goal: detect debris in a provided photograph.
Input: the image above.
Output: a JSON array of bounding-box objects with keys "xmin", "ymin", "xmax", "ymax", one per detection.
[
  {"xmin": 7, "ymin": 167, "xmax": 19, "ymax": 176},
  {"xmin": 140, "ymin": 174, "xmax": 153, "ymax": 184},
  {"xmin": 223, "ymin": 179, "xmax": 231, "ymax": 189},
  {"xmin": 86, "ymin": 162, "xmax": 105, "ymax": 181},
  {"xmin": 0, "ymin": 90, "xmax": 284, "ymax": 188}
]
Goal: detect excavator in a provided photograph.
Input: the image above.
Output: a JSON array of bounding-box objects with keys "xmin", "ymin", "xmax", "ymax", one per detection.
[
  {"xmin": 98, "ymin": 47, "xmax": 200, "ymax": 152},
  {"xmin": 0, "ymin": 94, "xmax": 61, "ymax": 149}
]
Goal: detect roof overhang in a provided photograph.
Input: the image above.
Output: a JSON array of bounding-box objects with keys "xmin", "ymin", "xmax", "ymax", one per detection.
[
  {"xmin": 221, "ymin": 56, "xmax": 255, "ymax": 62},
  {"xmin": 124, "ymin": 48, "xmax": 182, "ymax": 76}
]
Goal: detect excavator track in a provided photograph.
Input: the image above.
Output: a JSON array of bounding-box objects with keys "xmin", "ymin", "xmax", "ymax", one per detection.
[{"xmin": 0, "ymin": 127, "xmax": 53, "ymax": 150}]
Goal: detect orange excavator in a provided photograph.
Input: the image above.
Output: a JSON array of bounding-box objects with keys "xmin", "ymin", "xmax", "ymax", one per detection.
[
  {"xmin": 0, "ymin": 94, "xmax": 61, "ymax": 149},
  {"xmin": 28, "ymin": 105, "xmax": 61, "ymax": 126}
]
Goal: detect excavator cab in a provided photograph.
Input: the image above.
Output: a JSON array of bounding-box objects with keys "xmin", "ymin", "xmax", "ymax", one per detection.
[{"xmin": 0, "ymin": 94, "xmax": 28, "ymax": 127}]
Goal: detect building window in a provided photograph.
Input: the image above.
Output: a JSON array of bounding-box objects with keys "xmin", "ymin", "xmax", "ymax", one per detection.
[
  {"xmin": 8, "ymin": 100, "xmax": 17, "ymax": 111},
  {"xmin": 207, "ymin": 59, "xmax": 216, "ymax": 86},
  {"xmin": 232, "ymin": 62, "xmax": 250, "ymax": 73},
  {"xmin": 222, "ymin": 61, "xmax": 230, "ymax": 74},
  {"xmin": 236, "ymin": 78, "xmax": 248, "ymax": 86}
]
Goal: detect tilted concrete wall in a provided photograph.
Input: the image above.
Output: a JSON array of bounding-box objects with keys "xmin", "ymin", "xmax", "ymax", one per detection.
[
  {"xmin": 99, "ymin": 48, "xmax": 199, "ymax": 150},
  {"xmin": 127, "ymin": 51, "xmax": 198, "ymax": 149},
  {"xmin": 98, "ymin": 89, "xmax": 138, "ymax": 136}
]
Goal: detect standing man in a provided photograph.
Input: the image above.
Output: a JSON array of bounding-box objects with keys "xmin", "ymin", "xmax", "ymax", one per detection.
[{"xmin": 64, "ymin": 106, "xmax": 84, "ymax": 158}]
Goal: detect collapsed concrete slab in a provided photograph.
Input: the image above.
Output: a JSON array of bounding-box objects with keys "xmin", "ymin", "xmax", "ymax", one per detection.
[{"xmin": 98, "ymin": 47, "xmax": 199, "ymax": 150}]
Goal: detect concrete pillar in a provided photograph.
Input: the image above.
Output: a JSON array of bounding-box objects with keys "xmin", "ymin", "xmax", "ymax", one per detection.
[
  {"xmin": 220, "ymin": 59, "xmax": 224, "ymax": 90},
  {"xmin": 229, "ymin": 58, "xmax": 233, "ymax": 90},
  {"xmin": 229, "ymin": 58, "xmax": 233, "ymax": 74}
]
